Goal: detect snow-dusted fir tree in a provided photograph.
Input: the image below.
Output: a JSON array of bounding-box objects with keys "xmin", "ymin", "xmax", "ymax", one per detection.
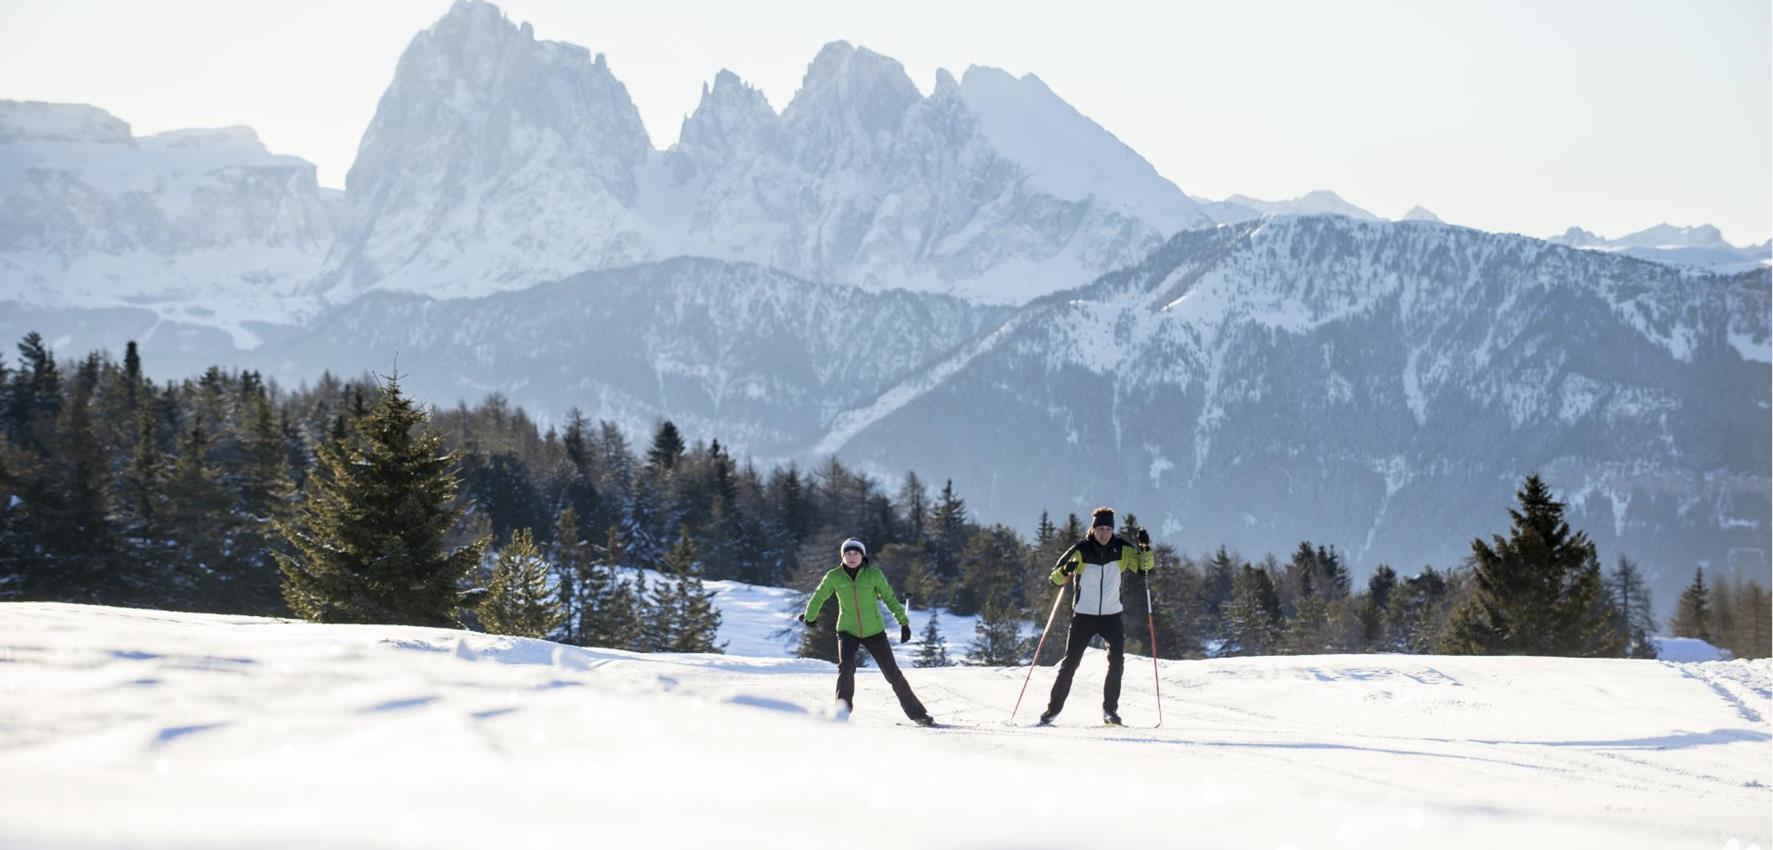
[
  {"xmin": 478, "ymin": 527, "xmax": 564, "ymax": 639},
  {"xmin": 275, "ymin": 373, "xmax": 488, "ymax": 627}
]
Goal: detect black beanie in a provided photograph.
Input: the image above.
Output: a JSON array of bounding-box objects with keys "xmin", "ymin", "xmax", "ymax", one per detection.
[{"xmin": 1091, "ymin": 507, "xmax": 1115, "ymax": 529}]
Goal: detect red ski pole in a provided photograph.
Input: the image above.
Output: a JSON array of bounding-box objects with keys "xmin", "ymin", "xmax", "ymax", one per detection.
[
  {"xmin": 1010, "ymin": 576, "xmax": 1070, "ymax": 724},
  {"xmin": 1143, "ymin": 570, "xmax": 1163, "ymax": 728}
]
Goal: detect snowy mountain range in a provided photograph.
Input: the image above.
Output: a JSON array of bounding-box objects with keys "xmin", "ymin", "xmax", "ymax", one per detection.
[
  {"xmin": 56, "ymin": 215, "xmax": 1750, "ymax": 615},
  {"xmin": 0, "ymin": 0, "xmax": 1767, "ymax": 608},
  {"xmin": 1549, "ymin": 223, "xmax": 1771, "ymax": 274},
  {"xmin": 320, "ymin": 0, "xmax": 1208, "ymax": 307}
]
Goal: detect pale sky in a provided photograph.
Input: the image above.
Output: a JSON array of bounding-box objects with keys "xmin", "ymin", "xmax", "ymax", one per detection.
[{"xmin": 2, "ymin": 0, "xmax": 1768, "ymax": 244}]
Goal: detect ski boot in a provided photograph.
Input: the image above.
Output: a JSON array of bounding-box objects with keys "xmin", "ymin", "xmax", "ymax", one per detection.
[{"xmin": 1103, "ymin": 710, "xmax": 1123, "ymax": 726}]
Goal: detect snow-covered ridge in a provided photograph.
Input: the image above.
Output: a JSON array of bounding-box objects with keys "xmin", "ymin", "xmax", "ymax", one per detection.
[
  {"xmin": 1550, "ymin": 222, "xmax": 1770, "ymax": 273},
  {"xmin": 2, "ymin": 601, "xmax": 1766, "ymax": 849}
]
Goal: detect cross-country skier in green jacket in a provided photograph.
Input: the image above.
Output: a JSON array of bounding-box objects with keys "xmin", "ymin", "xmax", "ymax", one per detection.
[
  {"xmin": 1040, "ymin": 506, "xmax": 1154, "ymax": 726},
  {"xmin": 803, "ymin": 538, "xmax": 935, "ymax": 726}
]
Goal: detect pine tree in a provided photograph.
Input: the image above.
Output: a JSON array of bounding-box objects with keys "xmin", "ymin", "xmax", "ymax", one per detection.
[
  {"xmin": 477, "ymin": 528, "xmax": 564, "ymax": 639},
  {"xmin": 968, "ymin": 592, "xmax": 1028, "ymax": 666},
  {"xmin": 953, "ymin": 525, "xmax": 1026, "ymax": 617},
  {"xmin": 583, "ymin": 524, "xmax": 642, "ymax": 649},
  {"xmin": 1357, "ymin": 565, "xmax": 1398, "ymax": 651},
  {"xmin": 914, "ymin": 609, "xmax": 952, "ymax": 667},
  {"xmin": 1222, "ymin": 564, "xmax": 1283, "ymax": 656},
  {"xmin": 898, "ymin": 471, "xmax": 928, "ymax": 547},
  {"xmin": 275, "ymin": 372, "xmax": 487, "ymax": 626},
  {"xmin": 1669, "ymin": 567, "xmax": 1713, "ymax": 643},
  {"xmin": 551, "ymin": 507, "xmax": 587, "ymax": 641},
  {"xmin": 1440, "ymin": 475, "xmax": 1620, "ymax": 656},
  {"xmin": 660, "ymin": 529, "xmax": 723, "ymax": 653},
  {"xmin": 1607, "ymin": 556, "xmax": 1658, "ymax": 659},
  {"xmin": 120, "ymin": 406, "xmax": 164, "ymax": 539},
  {"xmin": 926, "ymin": 479, "xmax": 969, "ymax": 595},
  {"xmin": 1202, "ymin": 547, "xmax": 1239, "ymax": 647},
  {"xmin": 645, "ymin": 419, "xmax": 686, "ymax": 473},
  {"xmin": 163, "ymin": 420, "xmax": 234, "ymax": 606}
]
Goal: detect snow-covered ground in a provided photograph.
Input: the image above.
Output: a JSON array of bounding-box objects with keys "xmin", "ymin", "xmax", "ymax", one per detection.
[{"xmin": 1, "ymin": 601, "xmax": 1768, "ymax": 850}]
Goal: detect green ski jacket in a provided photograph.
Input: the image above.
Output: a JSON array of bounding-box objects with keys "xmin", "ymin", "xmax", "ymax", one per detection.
[{"xmin": 804, "ymin": 565, "xmax": 909, "ymax": 638}]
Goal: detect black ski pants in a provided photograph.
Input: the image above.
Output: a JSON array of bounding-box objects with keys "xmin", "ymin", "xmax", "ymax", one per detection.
[
  {"xmin": 1046, "ymin": 612, "xmax": 1125, "ymax": 716},
  {"xmin": 836, "ymin": 631, "xmax": 927, "ymax": 719}
]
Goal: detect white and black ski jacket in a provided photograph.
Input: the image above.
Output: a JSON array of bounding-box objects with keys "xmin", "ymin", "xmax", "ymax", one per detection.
[{"xmin": 1049, "ymin": 536, "xmax": 1155, "ymax": 616}]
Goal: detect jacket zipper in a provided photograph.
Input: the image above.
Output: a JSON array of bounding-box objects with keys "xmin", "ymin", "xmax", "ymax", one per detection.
[
  {"xmin": 1096, "ymin": 557, "xmax": 1107, "ymax": 615},
  {"xmin": 849, "ymin": 572, "xmax": 865, "ymax": 637}
]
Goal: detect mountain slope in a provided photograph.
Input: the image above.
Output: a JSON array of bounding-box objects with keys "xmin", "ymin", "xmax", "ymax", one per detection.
[
  {"xmin": 252, "ymin": 256, "xmax": 1009, "ymax": 456},
  {"xmin": 823, "ymin": 216, "xmax": 1771, "ymax": 605}
]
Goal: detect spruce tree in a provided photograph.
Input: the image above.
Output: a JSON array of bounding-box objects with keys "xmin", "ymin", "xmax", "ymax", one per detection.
[
  {"xmin": 645, "ymin": 420, "xmax": 686, "ymax": 473},
  {"xmin": 659, "ymin": 527, "xmax": 723, "ymax": 653},
  {"xmin": 968, "ymin": 592, "xmax": 1028, "ymax": 667},
  {"xmin": 1358, "ymin": 565, "xmax": 1398, "ymax": 651},
  {"xmin": 588, "ymin": 524, "xmax": 643, "ymax": 650},
  {"xmin": 1440, "ymin": 475, "xmax": 1620, "ymax": 656},
  {"xmin": 926, "ymin": 479, "xmax": 969, "ymax": 594},
  {"xmin": 913, "ymin": 609, "xmax": 952, "ymax": 667},
  {"xmin": 551, "ymin": 507, "xmax": 587, "ymax": 640},
  {"xmin": 120, "ymin": 406, "xmax": 164, "ymax": 540},
  {"xmin": 275, "ymin": 373, "xmax": 487, "ymax": 626},
  {"xmin": 1669, "ymin": 567, "xmax": 1712, "ymax": 642},
  {"xmin": 478, "ymin": 528, "xmax": 564, "ymax": 639},
  {"xmin": 163, "ymin": 420, "xmax": 234, "ymax": 606},
  {"xmin": 1222, "ymin": 565, "xmax": 1283, "ymax": 656}
]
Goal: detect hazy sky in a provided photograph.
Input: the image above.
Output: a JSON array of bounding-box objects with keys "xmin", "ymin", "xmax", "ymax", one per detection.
[{"xmin": 2, "ymin": 0, "xmax": 1768, "ymax": 243}]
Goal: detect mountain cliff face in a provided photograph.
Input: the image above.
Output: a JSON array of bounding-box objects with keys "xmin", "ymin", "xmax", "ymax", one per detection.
[
  {"xmin": 0, "ymin": 101, "xmax": 337, "ymax": 344},
  {"xmin": 314, "ymin": 1, "xmax": 1206, "ymax": 305}
]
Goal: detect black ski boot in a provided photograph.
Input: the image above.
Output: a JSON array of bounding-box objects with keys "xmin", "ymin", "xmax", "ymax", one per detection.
[
  {"xmin": 1037, "ymin": 710, "xmax": 1057, "ymax": 726},
  {"xmin": 912, "ymin": 714, "xmax": 937, "ymax": 727},
  {"xmin": 1103, "ymin": 710, "xmax": 1123, "ymax": 726}
]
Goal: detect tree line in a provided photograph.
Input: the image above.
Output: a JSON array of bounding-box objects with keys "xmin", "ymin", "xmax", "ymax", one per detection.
[{"xmin": 0, "ymin": 334, "xmax": 1765, "ymax": 662}]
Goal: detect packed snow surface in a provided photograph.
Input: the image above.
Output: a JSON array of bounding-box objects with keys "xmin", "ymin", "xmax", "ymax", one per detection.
[{"xmin": 1, "ymin": 602, "xmax": 1767, "ymax": 849}]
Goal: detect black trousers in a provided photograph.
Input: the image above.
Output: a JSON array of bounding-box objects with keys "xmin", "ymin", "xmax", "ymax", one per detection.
[
  {"xmin": 836, "ymin": 631, "xmax": 927, "ymax": 719},
  {"xmin": 1046, "ymin": 612, "xmax": 1125, "ymax": 715}
]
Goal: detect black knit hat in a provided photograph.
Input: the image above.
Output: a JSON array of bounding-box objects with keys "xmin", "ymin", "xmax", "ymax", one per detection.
[{"xmin": 1090, "ymin": 507, "xmax": 1115, "ymax": 529}]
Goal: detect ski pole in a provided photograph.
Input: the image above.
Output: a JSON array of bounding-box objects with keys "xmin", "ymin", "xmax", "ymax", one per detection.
[
  {"xmin": 1144, "ymin": 569, "xmax": 1163, "ymax": 728},
  {"xmin": 1010, "ymin": 575, "xmax": 1069, "ymax": 724}
]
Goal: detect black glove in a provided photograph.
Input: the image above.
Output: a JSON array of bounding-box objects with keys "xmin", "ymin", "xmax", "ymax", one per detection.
[
  {"xmin": 900, "ymin": 624, "xmax": 913, "ymax": 644},
  {"xmin": 803, "ymin": 615, "xmax": 817, "ymax": 627},
  {"xmin": 1136, "ymin": 528, "xmax": 1151, "ymax": 551}
]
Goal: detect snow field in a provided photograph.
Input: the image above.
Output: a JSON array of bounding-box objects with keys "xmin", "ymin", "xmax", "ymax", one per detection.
[{"xmin": 0, "ymin": 602, "xmax": 1767, "ymax": 850}]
